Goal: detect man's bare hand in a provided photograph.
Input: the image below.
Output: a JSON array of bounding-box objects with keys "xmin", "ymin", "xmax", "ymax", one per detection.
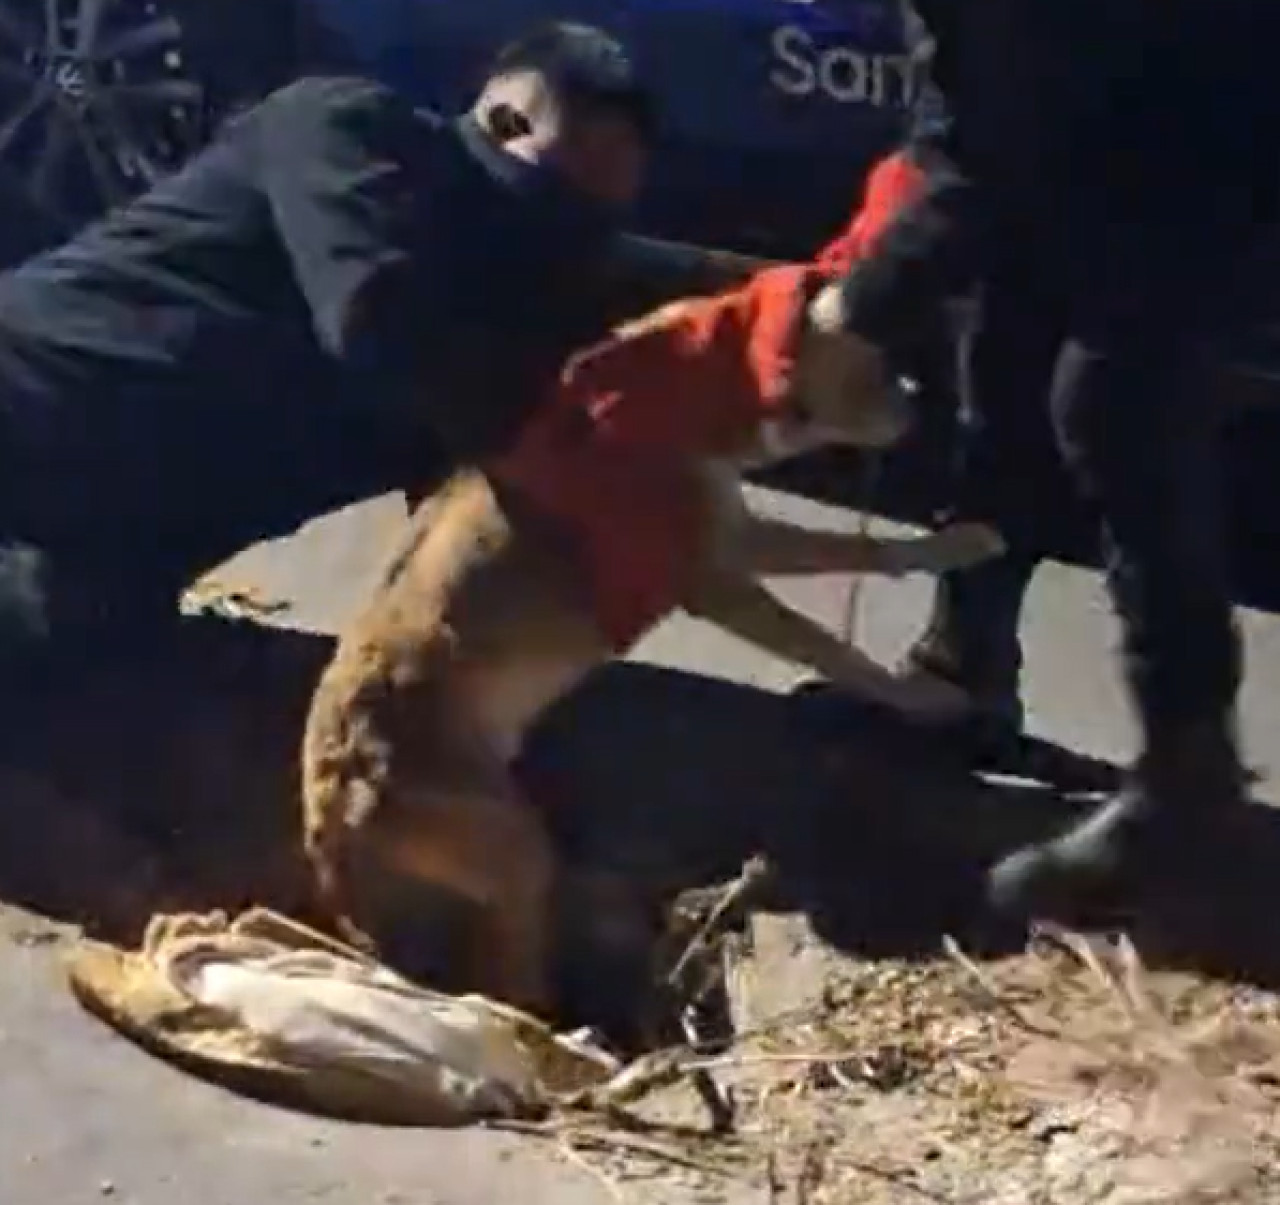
[{"xmin": 886, "ymin": 522, "xmax": 1006, "ymax": 576}]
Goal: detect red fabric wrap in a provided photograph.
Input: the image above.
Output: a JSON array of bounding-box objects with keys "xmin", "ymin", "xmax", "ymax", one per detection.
[
  {"xmin": 813, "ymin": 150, "xmax": 927, "ymax": 278},
  {"xmin": 487, "ymin": 151, "xmax": 921, "ymax": 652},
  {"xmin": 491, "ymin": 265, "xmax": 819, "ymax": 649}
]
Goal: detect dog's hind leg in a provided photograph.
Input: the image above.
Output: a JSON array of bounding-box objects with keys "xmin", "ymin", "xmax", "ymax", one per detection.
[{"xmin": 368, "ymin": 774, "xmax": 558, "ymax": 1018}]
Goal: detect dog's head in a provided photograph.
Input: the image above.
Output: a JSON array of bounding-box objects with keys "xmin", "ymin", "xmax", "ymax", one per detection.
[{"xmin": 739, "ymin": 279, "xmax": 915, "ymax": 468}]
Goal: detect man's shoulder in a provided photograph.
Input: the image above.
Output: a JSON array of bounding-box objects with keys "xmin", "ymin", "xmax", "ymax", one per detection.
[{"xmin": 253, "ymin": 74, "xmax": 447, "ymax": 141}]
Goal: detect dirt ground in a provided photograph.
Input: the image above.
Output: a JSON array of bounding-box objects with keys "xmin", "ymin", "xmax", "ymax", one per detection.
[
  {"xmin": 541, "ymin": 908, "xmax": 1280, "ymax": 1205},
  {"xmin": 15, "ymin": 882, "xmax": 1280, "ymax": 1205}
]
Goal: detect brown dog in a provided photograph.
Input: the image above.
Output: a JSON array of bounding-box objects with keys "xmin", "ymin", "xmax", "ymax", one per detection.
[{"xmin": 300, "ymin": 269, "xmax": 1003, "ymax": 1016}]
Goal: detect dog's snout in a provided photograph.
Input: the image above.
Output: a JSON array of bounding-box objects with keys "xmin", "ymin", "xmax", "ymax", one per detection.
[{"xmin": 850, "ymin": 378, "xmax": 917, "ymax": 449}]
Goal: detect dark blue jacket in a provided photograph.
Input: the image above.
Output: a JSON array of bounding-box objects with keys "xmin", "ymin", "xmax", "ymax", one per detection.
[{"xmin": 0, "ymin": 77, "xmax": 636, "ymax": 574}]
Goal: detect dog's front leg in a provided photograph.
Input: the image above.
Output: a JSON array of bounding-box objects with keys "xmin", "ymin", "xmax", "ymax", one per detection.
[
  {"xmin": 731, "ymin": 512, "xmax": 1006, "ymax": 578},
  {"xmin": 701, "ymin": 465, "xmax": 1003, "ymax": 580},
  {"xmin": 683, "ymin": 567, "xmax": 906, "ymax": 707}
]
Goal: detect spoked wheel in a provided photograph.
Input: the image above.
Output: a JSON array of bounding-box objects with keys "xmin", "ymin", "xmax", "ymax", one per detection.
[{"xmin": 0, "ymin": 0, "xmax": 207, "ymax": 242}]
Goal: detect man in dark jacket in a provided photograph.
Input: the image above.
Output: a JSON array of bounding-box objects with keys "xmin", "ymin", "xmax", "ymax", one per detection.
[
  {"xmin": 825, "ymin": 0, "xmax": 1280, "ymax": 918},
  {"xmin": 0, "ymin": 22, "xmax": 691, "ymax": 692}
]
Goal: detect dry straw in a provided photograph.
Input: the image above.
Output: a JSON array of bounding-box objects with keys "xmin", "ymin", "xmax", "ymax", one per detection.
[{"xmin": 500, "ymin": 858, "xmax": 1280, "ymax": 1204}]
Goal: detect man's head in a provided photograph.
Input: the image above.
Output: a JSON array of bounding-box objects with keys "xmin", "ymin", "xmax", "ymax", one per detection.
[{"xmin": 471, "ymin": 22, "xmax": 656, "ymax": 208}]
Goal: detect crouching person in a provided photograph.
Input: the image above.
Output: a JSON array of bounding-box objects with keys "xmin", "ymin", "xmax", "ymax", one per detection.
[{"xmin": 0, "ymin": 23, "xmax": 667, "ymax": 713}]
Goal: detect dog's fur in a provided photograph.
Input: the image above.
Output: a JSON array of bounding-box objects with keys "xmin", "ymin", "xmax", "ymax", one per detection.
[{"xmin": 300, "ymin": 302, "xmax": 1001, "ymax": 1017}]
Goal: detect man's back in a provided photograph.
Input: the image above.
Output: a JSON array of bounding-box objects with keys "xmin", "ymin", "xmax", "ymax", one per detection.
[{"xmin": 0, "ymin": 77, "xmax": 618, "ymax": 575}]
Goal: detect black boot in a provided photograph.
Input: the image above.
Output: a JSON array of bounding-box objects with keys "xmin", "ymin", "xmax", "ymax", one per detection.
[
  {"xmin": 902, "ymin": 552, "xmax": 1038, "ymax": 753},
  {"xmin": 986, "ymin": 716, "xmax": 1248, "ymax": 923}
]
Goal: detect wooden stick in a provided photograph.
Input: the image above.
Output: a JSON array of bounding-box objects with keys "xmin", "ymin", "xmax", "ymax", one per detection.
[
  {"xmin": 681, "ymin": 1006, "xmax": 736, "ymax": 1134},
  {"xmin": 667, "ymin": 855, "xmax": 773, "ymax": 990}
]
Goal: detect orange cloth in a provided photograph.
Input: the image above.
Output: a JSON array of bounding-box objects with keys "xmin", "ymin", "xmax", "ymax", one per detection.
[
  {"xmin": 491, "ymin": 265, "xmax": 820, "ymax": 649},
  {"xmin": 812, "ymin": 150, "xmax": 927, "ymax": 278}
]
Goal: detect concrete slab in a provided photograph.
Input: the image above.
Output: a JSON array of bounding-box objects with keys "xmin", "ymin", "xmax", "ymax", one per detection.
[{"xmin": 2, "ymin": 486, "xmax": 1276, "ymax": 1203}]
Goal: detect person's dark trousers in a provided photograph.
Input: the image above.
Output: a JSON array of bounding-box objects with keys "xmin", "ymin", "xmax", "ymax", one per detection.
[
  {"xmin": 0, "ymin": 537, "xmax": 187, "ymax": 735},
  {"xmin": 1052, "ymin": 321, "xmax": 1240, "ymax": 757},
  {"xmin": 908, "ymin": 263, "xmax": 1089, "ymax": 736},
  {"xmin": 982, "ymin": 266, "xmax": 1250, "ymax": 917},
  {"xmin": 915, "ymin": 219, "xmax": 1261, "ymax": 916},
  {"xmin": 912, "ymin": 226, "xmax": 1248, "ymax": 743}
]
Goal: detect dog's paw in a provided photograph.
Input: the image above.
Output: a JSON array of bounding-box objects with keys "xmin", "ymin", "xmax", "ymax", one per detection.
[{"xmin": 913, "ymin": 523, "xmax": 1006, "ymax": 574}]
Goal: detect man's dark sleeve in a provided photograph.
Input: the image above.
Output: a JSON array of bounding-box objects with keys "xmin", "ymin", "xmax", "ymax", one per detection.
[
  {"xmin": 594, "ymin": 234, "xmax": 775, "ymax": 324},
  {"xmin": 254, "ymin": 76, "xmax": 542, "ymax": 466},
  {"xmin": 837, "ymin": 0, "xmax": 985, "ymax": 356},
  {"xmin": 255, "ymin": 76, "xmax": 433, "ymax": 371}
]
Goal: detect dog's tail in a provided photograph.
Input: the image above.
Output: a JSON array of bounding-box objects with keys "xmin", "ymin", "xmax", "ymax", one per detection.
[{"xmin": 307, "ymin": 787, "xmax": 384, "ymax": 955}]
